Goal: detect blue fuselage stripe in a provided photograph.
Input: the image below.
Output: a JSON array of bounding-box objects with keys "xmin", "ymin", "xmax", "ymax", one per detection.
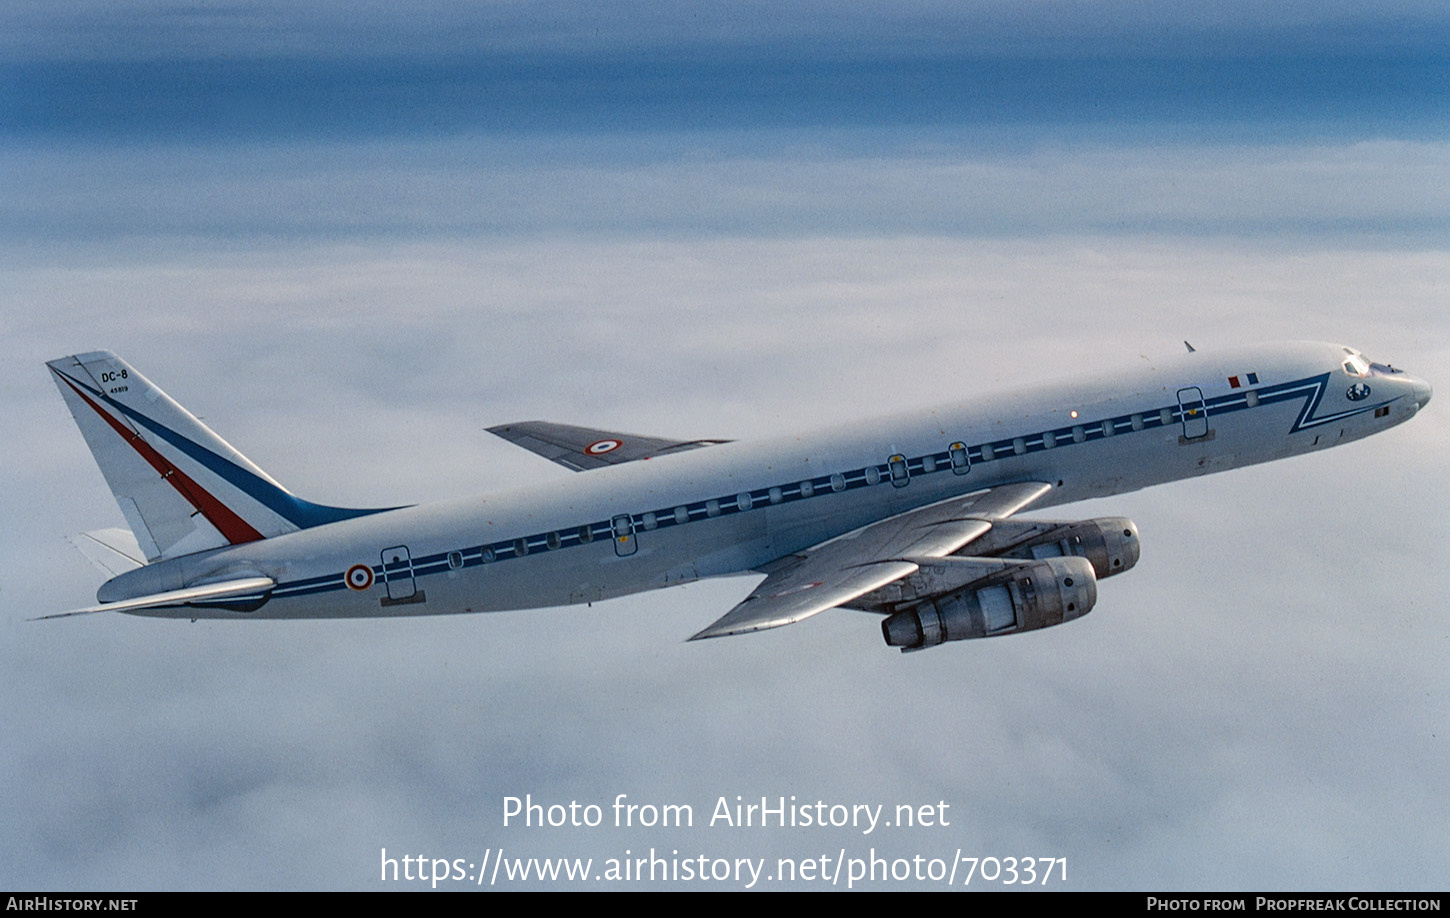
[{"xmin": 264, "ymin": 370, "xmax": 1399, "ymax": 604}]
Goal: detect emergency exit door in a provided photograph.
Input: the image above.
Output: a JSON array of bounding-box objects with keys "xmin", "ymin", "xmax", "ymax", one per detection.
[{"xmin": 381, "ymin": 545, "xmax": 417, "ymax": 601}]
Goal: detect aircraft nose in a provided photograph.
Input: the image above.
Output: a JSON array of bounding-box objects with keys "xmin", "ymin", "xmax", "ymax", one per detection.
[{"xmin": 1413, "ymin": 377, "xmax": 1433, "ymax": 410}]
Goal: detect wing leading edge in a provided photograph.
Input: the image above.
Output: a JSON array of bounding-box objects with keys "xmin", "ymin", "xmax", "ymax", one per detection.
[{"xmin": 690, "ymin": 481, "xmax": 1054, "ymax": 640}]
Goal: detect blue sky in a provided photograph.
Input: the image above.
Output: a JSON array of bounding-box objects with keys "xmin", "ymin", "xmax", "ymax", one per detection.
[
  {"xmin": 3, "ymin": 0, "xmax": 1448, "ymax": 891},
  {"xmin": 4, "ymin": 2, "xmax": 1449, "ymax": 245},
  {"xmin": 8, "ymin": 52, "xmax": 1447, "ymax": 141},
  {"xmin": 6, "ymin": 1, "xmax": 1450, "ymax": 242}
]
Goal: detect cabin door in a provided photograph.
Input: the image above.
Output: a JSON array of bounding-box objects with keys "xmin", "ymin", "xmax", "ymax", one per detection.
[
  {"xmin": 612, "ymin": 515, "xmax": 638, "ymax": 557},
  {"xmin": 1177, "ymin": 387, "xmax": 1209, "ymax": 439}
]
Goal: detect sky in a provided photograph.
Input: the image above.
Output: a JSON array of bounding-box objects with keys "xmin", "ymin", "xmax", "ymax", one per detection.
[{"xmin": 2, "ymin": 0, "xmax": 1448, "ymax": 891}]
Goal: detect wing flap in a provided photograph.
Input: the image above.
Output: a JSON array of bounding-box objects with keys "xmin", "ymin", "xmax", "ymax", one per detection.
[
  {"xmin": 690, "ymin": 481, "xmax": 1053, "ymax": 640},
  {"xmin": 32, "ymin": 576, "xmax": 276, "ymax": 621}
]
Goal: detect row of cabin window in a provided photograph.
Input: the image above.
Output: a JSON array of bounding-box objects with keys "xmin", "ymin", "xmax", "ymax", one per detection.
[
  {"xmin": 462, "ymin": 398, "xmax": 1263, "ymax": 567},
  {"xmin": 467, "ymin": 474, "xmax": 846, "ymax": 563},
  {"xmin": 976, "ymin": 399, "xmax": 1257, "ymax": 460}
]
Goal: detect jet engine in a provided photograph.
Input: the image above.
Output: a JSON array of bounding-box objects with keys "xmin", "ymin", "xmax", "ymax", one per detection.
[
  {"xmin": 961, "ymin": 517, "xmax": 1139, "ymax": 579},
  {"xmin": 881, "ymin": 555, "xmax": 1097, "ymax": 651}
]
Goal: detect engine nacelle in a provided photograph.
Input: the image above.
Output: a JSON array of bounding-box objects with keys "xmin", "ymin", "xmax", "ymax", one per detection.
[
  {"xmin": 963, "ymin": 517, "xmax": 1139, "ymax": 579},
  {"xmin": 882, "ymin": 556, "xmax": 1097, "ymax": 651}
]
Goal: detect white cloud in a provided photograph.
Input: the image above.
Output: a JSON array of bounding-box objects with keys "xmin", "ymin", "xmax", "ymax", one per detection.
[{"xmin": 2, "ymin": 233, "xmax": 1445, "ymax": 888}]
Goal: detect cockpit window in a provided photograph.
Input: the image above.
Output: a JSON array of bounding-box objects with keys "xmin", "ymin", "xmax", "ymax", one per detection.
[{"xmin": 1342, "ymin": 346, "xmax": 1401, "ymax": 377}]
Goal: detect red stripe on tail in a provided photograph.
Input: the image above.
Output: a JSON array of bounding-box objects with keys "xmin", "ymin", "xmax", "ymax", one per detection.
[{"xmin": 61, "ymin": 376, "xmax": 265, "ymax": 545}]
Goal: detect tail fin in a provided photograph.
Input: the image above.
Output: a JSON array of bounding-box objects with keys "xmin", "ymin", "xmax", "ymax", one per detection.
[{"xmin": 48, "ymin": 351, "xmax": 384, "ymax": 562}]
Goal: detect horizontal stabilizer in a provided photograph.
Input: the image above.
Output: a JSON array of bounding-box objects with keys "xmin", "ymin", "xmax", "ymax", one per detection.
[
  {"xmin": 31, "ymin": 576, "xmax": 276, "ymax": 621},
  {"xmin": 66, "ymin": 528, "xmax": 145, "ymax": 577}
]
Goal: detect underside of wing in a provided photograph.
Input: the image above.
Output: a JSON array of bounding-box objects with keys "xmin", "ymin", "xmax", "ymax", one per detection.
[
  {"xmin": 31, "ymin": 576, "xmax": 276, "ymax": 620},
  {"xmin": 689, "ymin": 559, "xmax": 918, "ymax": 639},
  {"xmin": 690, "ymin": 481, "xmax": 1053, "ymax": 640},
  {"xmin": 487, "ymin": 420, "xmax": 730, "ymax": 471}
]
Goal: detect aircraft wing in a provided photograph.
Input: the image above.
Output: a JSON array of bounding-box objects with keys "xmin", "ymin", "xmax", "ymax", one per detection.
[
  {"xmin": 690, "ymin": 481, "xmax": 1053, "ymax": 639},
  {"xmin": 30, "ymin": 576, "xmax": 276, "ymax": 620},
  {"xmin": 487, "ymin": 420, "xmax": 731, "ymax": 471}
]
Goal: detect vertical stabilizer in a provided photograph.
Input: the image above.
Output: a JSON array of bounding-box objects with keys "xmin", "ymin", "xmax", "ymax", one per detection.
[{"xmin": 47, "ymin": 351, "xmax": 383, "ymax": 562}]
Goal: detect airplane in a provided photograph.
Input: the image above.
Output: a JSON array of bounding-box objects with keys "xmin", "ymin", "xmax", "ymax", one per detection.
[{"xmin": 40, "ymin": 341, "xmax": 1430, "ymax": 652}]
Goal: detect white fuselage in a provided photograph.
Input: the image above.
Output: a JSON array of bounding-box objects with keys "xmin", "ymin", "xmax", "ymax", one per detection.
[{"xmin": 99, "ymin": 341, "xmax": 1430, "ymax": 618}]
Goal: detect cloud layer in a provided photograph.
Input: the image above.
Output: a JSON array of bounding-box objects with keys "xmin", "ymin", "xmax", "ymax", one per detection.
[{"xmin": 5, "ymin": 237, "xmax": 1445, "ymax": 889}]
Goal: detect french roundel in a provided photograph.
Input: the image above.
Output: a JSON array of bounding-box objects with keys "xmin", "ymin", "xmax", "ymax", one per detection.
[
  {"xmin": 585, "ymin": 439, "xmax": 623, "ymax": 455},
  {"xmin": 345, "ymin": 564, "xmax": 375, "ymax": 591}
]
